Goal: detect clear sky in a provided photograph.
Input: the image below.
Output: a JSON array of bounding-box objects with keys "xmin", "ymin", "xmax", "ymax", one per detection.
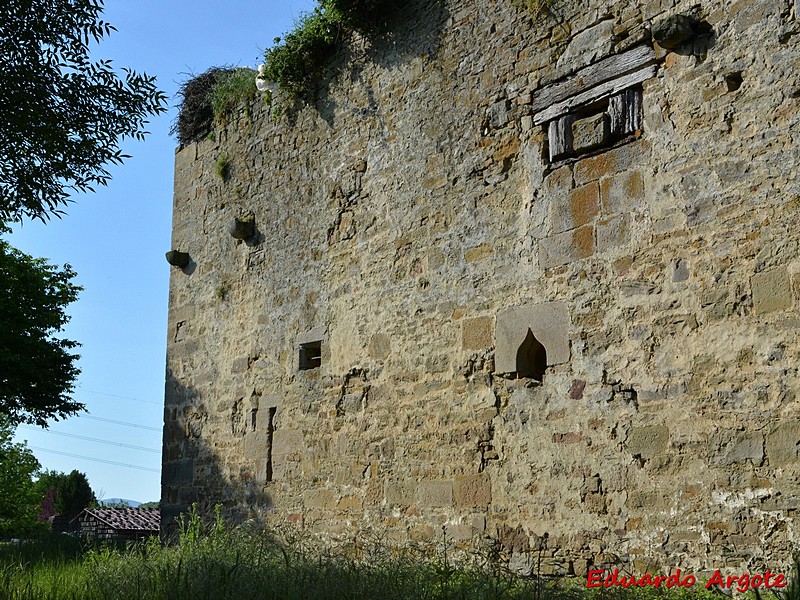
[{"xmin": 9, "ymin": 0, "xmax": 316, "ymax": 503}]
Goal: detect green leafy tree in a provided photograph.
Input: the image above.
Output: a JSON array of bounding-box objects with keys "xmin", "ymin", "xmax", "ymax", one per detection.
[
  {"xmin": 55, "ymin": 470, "xmax": 96, "ymax": 522},
  {"xmin": 0, "ymin": 237, "xmax": 82, "ymax": 427},
  {"xmin": 0, "ymin": 420, "xmax": 42, "ymax": 536},
  {"xmin": 32, "ymin": 469, "xmax": 68, "ymax": 521},
  {"xmin": 0, "ymin": 0, "xmax": 167, "ymax": 222}
]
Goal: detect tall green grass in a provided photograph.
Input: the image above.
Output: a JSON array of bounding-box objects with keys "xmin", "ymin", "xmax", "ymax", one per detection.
[{"xmin": 1, "ymin": 508, "xmax": 790, "ymax": 600}]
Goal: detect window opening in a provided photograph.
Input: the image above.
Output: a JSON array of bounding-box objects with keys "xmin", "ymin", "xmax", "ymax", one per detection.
[
  {"xmin": 546, "ymin": 87, "xmax": 642, "ymax": 162},
  {"xmin": 299, "ymin": 340, "xmax": 322, "ymax": 370},
  {"xmin": 516, "ymin": 328, "xmax": 547, "ymax": 381}
]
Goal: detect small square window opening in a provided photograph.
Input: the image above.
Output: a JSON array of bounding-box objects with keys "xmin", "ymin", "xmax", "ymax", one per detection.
[{"xmin": 299, "ymin": 341, "xmax": 322, "ymax": 370}]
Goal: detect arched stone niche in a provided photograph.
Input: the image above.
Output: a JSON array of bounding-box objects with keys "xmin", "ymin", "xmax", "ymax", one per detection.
[{"xmin": 494, "ymin": 302, "xmax": 571, "ymax": 377}]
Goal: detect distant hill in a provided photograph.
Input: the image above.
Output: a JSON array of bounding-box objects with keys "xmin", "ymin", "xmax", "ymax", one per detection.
[{"xmin": 99, "ymin": 498, "xmax": 141, "ymax": 508}]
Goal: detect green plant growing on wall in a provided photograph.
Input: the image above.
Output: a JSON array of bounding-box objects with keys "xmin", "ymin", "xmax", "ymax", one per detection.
[
  {"xmin": 215, "ymin": 283, "xmax": 230, "ymax": 301},
  {"xmin": 214, "ymin": 153, "xmax": 230, "ymax": 181},
  {"xmin": 262, "ymin": 0, "xmax": 408, "ymax": 102},
  {"xmin": 174, "ymin": 0, "xmax": 439, "ymax": 136},
  {"xmin": 262, "ymin": 5, "xmax": 341, "ymax": 100},
  {"xmin": 172, "ymin": 67, "xmax": 233, "ymax": 146},
  {"xmin": 510, "ymin": 0, "xmax": 555, "ymax": 17},
  {"xmin": 211, "ymin": 68, "xmax": 257, "ymax": 123}
]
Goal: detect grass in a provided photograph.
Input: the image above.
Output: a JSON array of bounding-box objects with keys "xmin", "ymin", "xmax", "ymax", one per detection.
[
  {"xmin": 1, "ymin": 508, "xmax": 795, "ymax": 600},
  {"xmin": 211, "ymin": 68, "xmax": 257, "ymax": 122},
  {"xmin": 214, "ymin": 153, "xmax": 230, "ymax": 181}
]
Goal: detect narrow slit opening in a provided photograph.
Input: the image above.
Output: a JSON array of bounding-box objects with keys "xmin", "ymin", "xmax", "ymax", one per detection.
[{"xmin": 266, "ymin": 407, "xmax": 276, "ymax": 482}]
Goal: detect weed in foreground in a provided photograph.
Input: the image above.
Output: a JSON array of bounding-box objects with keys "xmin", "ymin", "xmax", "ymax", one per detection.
[{"xmin": 2, "ymin": 508, "xmax": 796, "ymax": 600}]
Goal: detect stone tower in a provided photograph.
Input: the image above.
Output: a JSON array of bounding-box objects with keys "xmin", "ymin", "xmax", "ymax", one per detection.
[{"xmin": 164, "ymin": 0, "xmax": 800, "ymax": 576}]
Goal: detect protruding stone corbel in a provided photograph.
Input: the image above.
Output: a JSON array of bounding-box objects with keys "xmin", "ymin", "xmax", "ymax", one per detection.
[
  {"xmin": 228, "ymin": 213, "xmax": 256, "ymax": 241},
  {"xmin": 651, "ymin": 14, "xmax": 698, "ymax": 50},
  {"xmin": 165, "ymin": 250, "xmax": 191, "ymax": 268},
  {"xmin": 651, "ymin": 13, "xmax": 712, "ymax": 51}
]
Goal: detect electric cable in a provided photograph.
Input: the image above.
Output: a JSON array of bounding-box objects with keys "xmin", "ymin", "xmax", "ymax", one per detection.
[
  {"xmin": 19, "ymin": 426, "xmax": 160, "ymax": 453},
  {"xmin": 29, "ymin": 446, "xmax": 160, "ymax": 472},
  {"xmin": 78, "ymin": 415, "xmax": 161, "ymax": 431}
]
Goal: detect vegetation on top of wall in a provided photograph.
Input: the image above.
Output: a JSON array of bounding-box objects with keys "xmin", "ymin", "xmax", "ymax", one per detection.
[
  {"xmin": 173, "ymin": 67, "xmax": 257, "ymax": 146},
  {"xmin": 262, "ymin": 0, "xmax": 404, "ymax": 101},
  {"xmin": 211, "ymin": 68, "xmax": 257, "ymax": 122},
  {"xmin": 172, "ymin": 67, "xmax": 232, "ymax": 146},
  {"xmin": 174, "ymin": 0, "xmax": 441, "ymax": 138}
]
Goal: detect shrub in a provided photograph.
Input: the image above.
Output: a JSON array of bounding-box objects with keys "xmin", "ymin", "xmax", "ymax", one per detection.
[
  {"xmin": 327, "ymin": 0, "xmax": 399, "ymax": 35},
  {"xmin": 211, "ymin": 68, "xmax": 257, "ymax": 122},
  {"xmin": 262, "ymin": 0, "xmax": 409, "ymax": 101},
  {"xmin": 262, "ymin": 5, "xmax": 342, "ymax": 99},
  {"xmin": 172, "ymin": 67, "xmax": 234, "ymax": 146},
  {"xmin": 173, "ymin": 67, "xmax": 258, "ymax": 146}
]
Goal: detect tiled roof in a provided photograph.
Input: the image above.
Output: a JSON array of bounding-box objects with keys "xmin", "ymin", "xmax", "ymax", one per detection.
[{"xmin": 81, "ymin": 508, "xmax": 160, "ymax": 531}]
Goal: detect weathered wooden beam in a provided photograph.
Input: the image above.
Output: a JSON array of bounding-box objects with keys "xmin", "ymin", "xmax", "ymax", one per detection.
[
  {"xmin": 533, "ymin": 65, "xmax": 657, "ymax": 125},
  {"xmin": 609, "ymin": 88, "xmax": 642, "ymax": 136},
  {"xmin": 548, "ymin": 115, "xmax": 575, "ymax": 161},
  {"xmin": 531, "ymin": 45, "xmax": 656, "ymax": 115}
]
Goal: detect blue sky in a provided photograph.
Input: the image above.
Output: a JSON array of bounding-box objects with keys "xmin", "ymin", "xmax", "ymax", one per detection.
[{"xmin": 9, "ymin": 0, "xmax": 315, "ymax": 503}]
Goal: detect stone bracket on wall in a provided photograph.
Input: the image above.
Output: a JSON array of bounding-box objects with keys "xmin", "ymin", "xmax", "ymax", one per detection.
[
  {"xmin": 531, "ymin": 45, "xmax": 657, "ymax": 162},
  {"xmin": 495, "ymin": 302, "xmax": 571, "ymax": 376}
]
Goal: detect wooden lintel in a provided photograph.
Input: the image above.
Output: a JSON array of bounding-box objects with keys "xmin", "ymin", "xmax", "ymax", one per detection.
[
  {"xmin": 533, "ymin": 65, "xmax": 657, "ymax": 125},
  {"xmin": 531, "ymin": 45, "xmax": 657, "ymax": 116}
]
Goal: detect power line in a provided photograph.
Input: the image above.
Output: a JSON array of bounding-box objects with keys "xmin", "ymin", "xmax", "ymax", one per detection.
[
  {"xmin": 77, "ymin": 387, "xmax": 162, "ymax": 406},
  {"xmin": 29, "ymin": 446, "xmax": 161, "ymax": 473},
  {"xmin": 78, "ymin": 415, "xmax": 161, "ymax": 432},
  {"xmin": 19, "ymin": 426, "xmax": 160, "ymax": 453}
]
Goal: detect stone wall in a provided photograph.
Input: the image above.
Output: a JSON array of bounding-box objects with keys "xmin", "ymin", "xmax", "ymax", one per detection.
[{"xmin": 163, "ymin": 0, "xmax": 800, "ymax": 577}]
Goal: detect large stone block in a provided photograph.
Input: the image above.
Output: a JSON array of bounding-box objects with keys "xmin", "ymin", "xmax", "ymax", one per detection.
[
  {"xmin": 551, "ymin": 182, "xmax": 599, "ymax": 234},
  {"xmin": 304, "ymin": 489, "xmax": 336, "ymax": 510},
  {"xmin": 574, "ymin": 141, "xmax": 648, "ymax": 185},
  {"xmin": 596, "ymin": 214, "xmax": 630, "ymax": 253},
  {"xmin": 462, "ymin": 316, "xmax": 494, "ymax": 350},
  {"xmin": 273, "ymin": 429, "xmax": 303, "ymax": 456},
  {"xmin": 368, "ymin": 333, "xmax": 391, "ymax": 360},
  {"xmin": 752, "ymin": 267, "xmax": 792, "ymax": 315},
  {"xmin": 766, "ymin": 421, "xmax": 800, "ymax": 467},
  {"xmin": 538, "ymin": 225, "xmax": 594, "ymax": 268},
  {"xmin": 465, "ymin": 243, "xmax": 494, "ymax": 263},
  {"xmin": 385, "ymin": 480, "xmax": 416, "ymax": 506},
  {"xmin": 626, "ymin": 425, "xmax": 669, "ymax": 460},
  {"xmin": 600, "ymin": 170, "xmax": 644, "ymax": 214},
  {"xmin": 709, "ymin": 431, "xmax": 764, "ymax": 465},
  {"xmin": 244, "ymin": 431, "xmax": 268, "ymax": 457},
  {"xmin": 417, "ymin": 480, "xmax": 453, "ymax": 508},
  {"xmin": 572, "ymin": 113, "xmax": 609, "ymax": 153},
  {"xmin": 495, "ymin": 302, "xmax": 571, "ymax": 374},
  {"xmin": 454, "ymin": 473, "xmax": 492, "ymax": 508},
  {"xmin": 337, "ymin": 495, "xmax": 363, "ymax": 511},
  {"xmin": 574, "ymin": 153, "xmax": 614, "ymax": 185}
]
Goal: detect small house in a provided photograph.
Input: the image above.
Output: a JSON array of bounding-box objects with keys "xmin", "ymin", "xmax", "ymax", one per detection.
[{"xmin": 73, "ymin": 508, "xmax": 159, "ymax": 541}]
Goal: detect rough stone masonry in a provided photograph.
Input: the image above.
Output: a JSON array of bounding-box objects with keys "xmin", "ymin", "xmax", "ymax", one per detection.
[{"xmin": 163, "ymin": 0, "xmax": 800, "ymax": 578}]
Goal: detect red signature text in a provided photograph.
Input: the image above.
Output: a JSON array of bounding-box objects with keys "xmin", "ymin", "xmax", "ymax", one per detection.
[{"xmin": 586, "ymin": 568, "xmax": 788, "ymax": 593}]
